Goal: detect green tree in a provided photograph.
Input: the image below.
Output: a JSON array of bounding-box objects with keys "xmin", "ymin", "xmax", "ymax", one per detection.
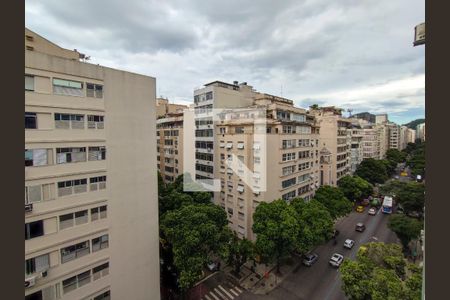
[
  {"xmin": 338, "ymin": 175, "xmax": 373, "ymax": 202},
  {"xmin": 161, "ymin": 204, "xmax": 230, "ymax": 290},
  {"xmin": 379, "ymin": 180, "xmax": 407, "ymax": 197},
  {"xmin": 340, "ymin": 242, "xmax": 422, "ymax": 300},
  {"xmin": 313, "ymin": 186, "xmax": 353, "ymax": 219},
  {"xmin": 226, "ymin": 233, "xmax": 255, "ymax": 276},
  {"xmin": 355, "ymin": 158, "xmax": 389, "ymax": 184},
  {"xmin": 159, "ymin": 190, "xmax": 194, "ymax": 217},
  {"xmin": 386, "ymin": 149, "xmax": 407, "ymax": 165},
  {"xmin": 252, "ymin": 200, "xmax": 299, "ymax": 273},
  {"xmin": 395, "ymin": 182, "xmax": 425, "ymax": 215},
  {"xmin": 388, "ymin": 215, "xmax": 423, "ymax": 252},
  {"xmin": 291, "ymin": 198, "xmax": 334, "ymax": 254}
]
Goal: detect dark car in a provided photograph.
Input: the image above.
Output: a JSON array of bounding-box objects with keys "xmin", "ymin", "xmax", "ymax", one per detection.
[
  {"xmin": 355, "ymin": 223, "xmax": 366, "ymax": 232},
  {"xmin": 302, "ymin": 253, "xmax": 319, "ymax": 267}
]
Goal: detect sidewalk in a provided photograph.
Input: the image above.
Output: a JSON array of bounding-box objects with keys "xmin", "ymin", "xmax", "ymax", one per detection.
[{"xmin": 234, "ymin": 256, "xmax": 302, "ymax": 295}]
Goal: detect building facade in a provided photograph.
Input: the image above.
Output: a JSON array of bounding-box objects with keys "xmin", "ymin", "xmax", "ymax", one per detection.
[
  {"xmin": 416, "ymin": 123, "xmax": 426, "ymax": 142},
  {"xmin": 309, "ymin": 107, "xmax": 351, "ymax": 186},
  {"xmin": 387, "ymin": 123, "xmax": 400, "ymax": 150},
  {"xmin": 25, "ymin": 29, "xmax": 160, "ymax": 300}
]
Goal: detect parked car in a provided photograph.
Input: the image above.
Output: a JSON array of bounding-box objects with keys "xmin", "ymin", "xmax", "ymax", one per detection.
[
  {"xmin": 302, "ymin": 253, "xmax": 319, "ymax": 267},
  {"xmin": 355, "ymin": 223, "xmax": 366, "ymax": 232},
  {"xmin": 356, "ymin": 205, "xmax": 364, "ymax": 213},
  {"xmin": 361, "ymin": 199, "xmax": 370, "ymax": 206},
  {"xmin": 368, "ymin": 207, "xmax": 377, "ymax": 215},
  {"xmin": 207, "ymin": 261, "xmax": 219, "ymax": 271},
  {"xmin": 331, "ymin": 229, "xmax": 340, "ymax": 239},
  {"xmin": 329, "ymin": 253, "xmax": 344, "ymax": 267},
  {"xmin": 343, "ymin": 239, "xmax": 355, "ymax": 249}
]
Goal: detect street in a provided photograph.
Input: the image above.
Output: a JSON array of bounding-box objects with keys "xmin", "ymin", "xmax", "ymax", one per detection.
[{"xmin": 236, "ymin": 208, "xmax": 399, "ymax": 300}]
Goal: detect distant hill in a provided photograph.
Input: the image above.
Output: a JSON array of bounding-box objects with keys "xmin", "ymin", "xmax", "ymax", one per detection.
[{"xmin": 403, "ymin": 118, "xmax": 425, "ymax": 129}]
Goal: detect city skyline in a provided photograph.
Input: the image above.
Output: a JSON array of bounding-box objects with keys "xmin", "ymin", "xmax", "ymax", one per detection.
[{"xmin": 25, "ymin": 0, "xmax": 425, "ymax": 125}]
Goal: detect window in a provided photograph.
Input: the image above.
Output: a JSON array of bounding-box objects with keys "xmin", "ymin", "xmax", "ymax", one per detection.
[
  {"xmin": 282, "ymin": 177, "xmax": 297, "ymax": 189},
  {"xmin": 25, "ymin": 184, "xmax": 54, "ymax": 204},
  {"xmin": 237, "ymin": 142, "xmax": 244, "ymax": 149},
  {"xmin": 25, "ymin": 149, "xmax": 50, "ymax": 166},
  {"xmin": 298, "ymin": 162, "xmax": 310, "ymax": 171},
  {"xmin": 298, "ymin": 174, "xmax": 310, "ymax": 183},
  {"xmin": 196, "ymin": 152, "xmax": 214, "ymax": 161},
  {"xmin": 92, "ymin": 234, "xmax": 109, "ymax": 252},
  {"xmin": 56, "ymin": 147, "xmax": 86, "ymax": 164},
  {"xmin": 226, "ymin": 142, "xmax": 233, "ymax": 149},
  {"xmin": 205, "ymin": 91, "xmax": 213, "ymax": 100},
  {"xmin": 89, "ymin": 176, "xmax": 106, "ymax": 191},
  {"xmin": 62, "ymin": 270, "xmax": 92, "ymax": 294},
  {"xmin": 237, "ymin": 184, "xmax": 245, "ymax": 193},
  {"xmin": 26, "ymin": 35, "xmax": 34, "ymax": 41},
  {"xmin": 93, "ymin": 262, "xmax": 109, "ymax": 281},
  {"xmin": 75, "ymin": 210, "xmax": 88, "ymax": 225},
  {"xmin": 57, "ymin": 178, "xmax": 87, "ymax": 197},
  {"xmin": 91, "ymin": 205, "xmax": 107, "ymax": 221},
  {"xmin": 94, "ymin": 290, "xmax": 111, "ymax": 300},
  {"xmin": 25, "ymin": 112, "xmax": 37, "ymax": 129},
  {"xmin": 25, "ymin": 220, "xmax": 44, "ymax": 240},
  {"xmin": 59, "ymin": 213, "xmax": 74, "ymax": 230},
  {"xmin": 298, "ymin": 150, "xmax": 310, "ymax": 159},
  {"xmin": 254, "ymin": 157, "xmax": 261, "ymax": 164},
  {"xmin": 88, "ymin": 147, "xmax": 106, "ymax": 161},
  {"xmin": 235, "ymin": 127, "xmax": 244, "ymax": 134},
  {"xmin": 282, "ymin": 152, "xmax": 296, "ymax": 162},
  {"xmin": 282, "ymin": 165, "xmax": 296, "ymax": 176},
  {"xmin": 282, "ymin": 190, "xmax": 296, "ymax": 201},
  {"xmin": 298, "ymin": 139, "xmax": 310, "ymax": 147},
  {"xmin": 26, "ymin": 46, "xmax": 34, "ymax": 51},
  {"xmin": 25, "ymin": 254, "xmax": 49, "ymax": 276},
  {"xmin": 54, "ymin": 113, "xmax": 85, "ymax": 129},
  {"xmin": 282, "ymin": 139, "xmax": 296, "ymax": 149},
  {"xmin": 86, "ymin": 83, "xmax": 103, "ymax": 98},
  {"xmin": 195, "ymin": 163, "xmax": 213, "ymax": 173},
  {"xmin": 277, "ymin": 110, "xmax": 290, "ymax": 120},
  {"xmin": 283, "ymin": 125, "xmax": 295, "ymax": 134},
  {"xmin": 61, "ymin": 241, "xmax": 90, "ymax": 263},
  {"xmin": 87, "ymin": 115, "xmax": 105, "ymax": 129},
  {"xmin": 25, "ymin": 75, "xmax": 34, "ymax": 91},
  {"xmin": 53, "ymin": 78, "xmax": 84, "ymax": 97}
]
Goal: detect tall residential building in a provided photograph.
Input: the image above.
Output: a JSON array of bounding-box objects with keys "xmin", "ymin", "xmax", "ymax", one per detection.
[
  {"xmin": 387, "ymin": 123, "xmax": 400, "ymax": 150},
  {"xmin": 212, "ymin": 93, "xmax": 320, "ymax": 240},
  {"xmin": 308, "ymin": 107, "xmax": 352, "ymax": 186},
  {"xmin": 348, "ymin": 122, "xmax": 364, "ymax": 173},
  {"xmin": 416, "ymin": 123, "xmax": 426, "ymax": 142},
  {"xmin": 157, "ymin": 111, "xmax": 185, "ymax": 183},
  {"xmin": 352, "ymin": 112, "xmax": 375, "ymax": 124},
  {"xmin": 25, "ymin": 28, "xmax": 160, "ymax": 300},
  {"xmin": 407, "ymin": 128, "xmax": 417, "ymax": 144},
  {"xmin": 375, "ymin": 114, "xmax": 388, "ymax": 124}
]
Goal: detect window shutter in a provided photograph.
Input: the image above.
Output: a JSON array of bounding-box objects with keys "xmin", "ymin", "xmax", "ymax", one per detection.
[
  {"xmin": 33, "ymin": 149, "xmax": 48, "ymax": 166},
  {"xmin": 35, "ymin": 254, "xmax": 49, "ymax": 273},
  {"xmin": 27, "ymin": 185, "xmax": 42, "ymax": 203}
]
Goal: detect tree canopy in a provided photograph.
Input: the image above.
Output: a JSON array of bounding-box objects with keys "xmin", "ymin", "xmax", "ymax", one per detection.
[
  {"xmin": 388, "ymin": 215, "xmax": 423, "ymax": 252},
  {"xmin": 291, "ymin": 198, "xmax": 334, "ymax": 254},
  {"xmin": 225, "ymin": 233, "xmax": 255, "ymax": 276},
  {"xmin": 312, "ymin": 185, "xmax": 353, "ymax": 219},
  {"xmin": 395, "ymin": 182, "xmax": 425, "ymax": 215},
  {"xmin": 340, "ymin": 242, "xmax": 422, "ymax": 300},
  {"xmin": 338, "ymin": 175, "xmax": 373, "ymax": 202},
  {"xmin": 252, "ymin": 200, "xmax": 299, "ymax": 273},
  {"xmin": 355, "ymin": 158, "xmax": 389, "ymax": 184},
  {"xmin": 161, "ymin": 204, "xmax": 231, "ymax": 290}
]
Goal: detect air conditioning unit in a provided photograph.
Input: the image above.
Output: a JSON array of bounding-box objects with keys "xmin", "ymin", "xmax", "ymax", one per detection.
[
  {"xmin": 25, "ymin": 203, "xmax": 33, "ymax": 212},
  {"xmin": 25, "ymin": 276, "xmax": 36, "ymax": 288},
  {"xmin": 41, "ymin": 270, "xmax": 48, "ymax": 278}
]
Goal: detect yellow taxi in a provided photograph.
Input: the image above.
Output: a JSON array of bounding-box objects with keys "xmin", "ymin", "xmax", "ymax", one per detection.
[{"xmin": 356, "ymin": 205, "xmax": 364, "ymax": 213}]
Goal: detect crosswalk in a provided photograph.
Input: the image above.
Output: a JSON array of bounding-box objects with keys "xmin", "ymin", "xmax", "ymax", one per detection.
[{"xmin": 202, "ymin": 284, "xmax": 243, "ymax": 300}]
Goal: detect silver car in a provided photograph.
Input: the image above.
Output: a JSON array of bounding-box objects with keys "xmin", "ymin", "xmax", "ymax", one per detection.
[
  {"xmin": 302, "ymin": 253, "xmax": 319, "ymax": 267},
  {"xmin": 343, "ymin": 239, "xmax": 355, "ymax": 249},
  {"xmin": 329, "ymin": 253, "xmax": 344, "ymax": 267}
]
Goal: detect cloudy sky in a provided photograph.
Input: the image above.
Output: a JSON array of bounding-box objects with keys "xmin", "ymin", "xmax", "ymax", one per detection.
[{"xmin": 25, "ymin": 0, "xmax": 425, "ymax": 124}]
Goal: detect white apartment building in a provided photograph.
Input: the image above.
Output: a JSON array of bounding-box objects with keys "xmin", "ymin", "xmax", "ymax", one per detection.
[
  {"xmin": 25, "ymin": 28, "xmax": 160, "ymax": 300},
  {"xmin": 387, "ymin": 123, "xmax": 400, "ymax": 150},
  {"xmin": 416, "ymin": 123, "xmax": 426, "ymax": 142}
]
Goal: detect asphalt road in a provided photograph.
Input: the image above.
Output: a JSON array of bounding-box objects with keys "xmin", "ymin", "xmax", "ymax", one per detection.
[{"xmin": 237, "ymin": 208, "xmax": 399, "ymax": 300}]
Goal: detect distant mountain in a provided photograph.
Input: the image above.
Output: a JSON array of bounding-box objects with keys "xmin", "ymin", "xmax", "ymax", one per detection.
[{"xmin": 403, "ymin": 118, "xmax": 425, "ymax": 129}]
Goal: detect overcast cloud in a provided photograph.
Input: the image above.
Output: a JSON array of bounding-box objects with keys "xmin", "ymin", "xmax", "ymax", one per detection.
[{"xmin": 25, "ymin": 0, "xmax": 425, "ymax": 124}]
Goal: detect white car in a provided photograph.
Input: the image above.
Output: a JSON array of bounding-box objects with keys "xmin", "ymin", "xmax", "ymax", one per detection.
[
  {"xmin": 343, "ymin": 239, "xmax": 355, "ymax": 249},
  {"xmin": 368, "ymin": 207, "xmax": 377, "ymax": 215},
  {"xmin": 329, "ymin": 253, "xmax": 344, "ymax": 267}
]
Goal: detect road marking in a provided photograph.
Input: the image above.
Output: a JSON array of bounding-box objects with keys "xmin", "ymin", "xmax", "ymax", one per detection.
[
  {"xmin": 234, "ymin": 286, "xmax": 242, "ymax": 293},
  {"xmin": 230, "ymin": 288, "xmax": 239, "ymax": 296},
  {"xmin": 219, "ymin": 285, "xmax": 234, "ymax": 299},
  {"xmin": 204, "ymin": 294, "xmax": 213, "ymax": 300},
  {"xmin": 214, "ymin": 287, "xmax": 228, "ymax": 299},
  {"xmin": 208, "ymin": 291, "xmax": 220, "ymax": 300}
]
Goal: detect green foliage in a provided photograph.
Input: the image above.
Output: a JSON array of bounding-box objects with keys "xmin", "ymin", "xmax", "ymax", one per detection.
[
  {"xmin": 355, "ymin": 158, "xmax": 389, "ymax": 184},
  {"xmin": 388, "ymin": 215, "xmax": 423, "ymax": 252},
  {"xmin": 338, "ymin": 175, "xmax": 373, "ymax": 202},
  {"xmin": 396, "ymin": 182, "xmax": 425, "ymax": 215},
  {"xmin": 379, "ymin": 180, "xmax": 407, "ymax": 197},
  {"xmin": 403, "ymin": 119, "xmax": 425, "ymax": 130},
  {"xmin": 291, "ymin": 198, "xmax": 334, "ymax": 254},
  {"xmin": 226, "ymin": 233, "xmax": 255, "ymax": 275},
  {"xmin": 252, "ymin": 200, "xmax": 300, "ymax": 272},
  {"xmin": 340, "ymin": 242, "xmax": 422, "ymax": 300},
  {"xmin": 406, "ymin": 143, "xmax": 425, "ymax": 177},
  {"xmin": 161, "ymin": 204, "xmax": 230, "ymax": 290},
  {"xmin": 312, "ymin": 186, "xmax": 353, "ymax": 219},
  {"xmin": 386, "ymin": 149, "xmax": 407, "ymax": 165}
]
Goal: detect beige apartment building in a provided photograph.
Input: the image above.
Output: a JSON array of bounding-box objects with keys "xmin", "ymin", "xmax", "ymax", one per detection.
[
  {"xmin": 25, "ymin": 28, "xmax": 160, "ymax": 300},
  {"xmin": 387, "ymin": 123, "xmax": 401, "ymax": 150},
  {"xmin": 157, "ymin": 111, "xmax": 186, "ymax": 183},
  {"xmin": 416, "ymin": 123, "xmax": 425, "ymax": 142},
  {"xmin": 156, "ymin": 97, "xmax": 187, "ymax": 118},
  {"xmin": 308, "ymin": 107, "xmax": 351, "ymax": 186},
  {"xmin": 348, "ymin": 122, "xmax": 364, "ymax": 173},
  {"xmin": 211, "ymin": 93, "xmax": 320, "ymax": 240}
]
